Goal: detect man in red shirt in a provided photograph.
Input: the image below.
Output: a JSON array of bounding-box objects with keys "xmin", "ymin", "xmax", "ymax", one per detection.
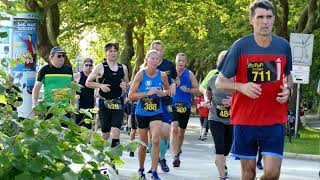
[{"xmin": 216, "ymin": 1, "xmax": 293, "ymax": 180}]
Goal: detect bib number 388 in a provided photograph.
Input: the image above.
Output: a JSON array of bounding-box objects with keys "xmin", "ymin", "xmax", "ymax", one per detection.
[{"xmin": 141, "ymin": 97, "xmax": 159, "ymax": 111}]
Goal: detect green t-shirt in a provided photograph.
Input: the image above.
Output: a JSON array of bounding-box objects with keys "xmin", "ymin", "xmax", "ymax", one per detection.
[
  {"xmin": 37, "ymin": 65, "xmax": 73, "ymax": 105},
  {"xmin": 200, "ymin": 69, "xmax": 219, "ymax": 89}
]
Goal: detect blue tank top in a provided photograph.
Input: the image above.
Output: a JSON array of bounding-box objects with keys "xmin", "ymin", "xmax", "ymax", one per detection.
[
  {"xmin": 173, "ymin": 69, "xmax": 191, "ymax": 108},
  {"xmin": 136, "ymin": 70, "xmax": 163, "ymax": 116}
]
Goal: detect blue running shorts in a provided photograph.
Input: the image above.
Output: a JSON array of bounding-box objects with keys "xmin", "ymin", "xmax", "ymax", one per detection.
[{"xmin": 230, "ymin": 124, "xmax": 285, "ymax": 159}]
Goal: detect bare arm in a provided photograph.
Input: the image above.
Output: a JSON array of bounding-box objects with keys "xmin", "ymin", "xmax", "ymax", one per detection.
[
  {"xmin": 128, "ymin": 71, "xmax": 145, "ymax": 101},
  {"xmin": 32, "ymin": 81, "xmax": 42, "ymax": 107},
  {"xmin": 189, "ymin": 71, "xmax": 200, "ymax": 95},
  {"xmin": 120, "ymin": 64, "xmax": 129, "ymax": 91},
  {"xmin": 215, "ymin": 73, "xmax": 262, "ymax": 99},
  {"xmin": 276, "ymin": 74, "xmax": 293, "ymax": 104},
  {"xmin": 85, "ymin": 64, "xmax": 104, "ymax": 89},
  {"xmin": 160, "ymin": 72, "xmax": 170, "ymax": 96},
  {"xmin": 73, "ymin": 72, "xmax": 80, "ymax": 84}
]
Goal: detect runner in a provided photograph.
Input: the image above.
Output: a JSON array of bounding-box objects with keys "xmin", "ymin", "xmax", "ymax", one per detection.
[
  {"xmin": 128, "ymin": 99, "xmax": 138, "ymax": 157},
  {"xmin": 74, "ymin": 58, "xmax": 95, "ymax": 129},
  {"xmin": 32, "ymin": 46, "xmax": 74, "ymax": 122},
  {"xmin": 216, "ymin": 1, "xmax": 293, "ymax": 179},
  {"xmin": 171, "ymin": 53, "xmax": 199, "ymax": 167},
  {"xmin": 149, "ymin": 40, "xmax": 178, "ymax": 172},
  {"xmin": 206, "ymin": 51, "xmax": 232, "ymax": 180},
  {"xmin": 195, "ymin": 95, "xmax": 209, "ymax": 141},
  {"xmin": 86, "ymin": 42, "xmax": 129, "ymax": 149},
  {"xmin": 128, "ymin": 49, "xmax": 169, "ymax": 180}
]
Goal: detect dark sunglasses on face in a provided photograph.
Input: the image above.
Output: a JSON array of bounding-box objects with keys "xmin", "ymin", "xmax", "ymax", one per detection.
[
  {"xmin": 57, "ymin": 54, "xmax": 65, "ymax": 58},
  {"xmin": 84, "ymin": 64, "xmax": 93, "ymax": 67}
]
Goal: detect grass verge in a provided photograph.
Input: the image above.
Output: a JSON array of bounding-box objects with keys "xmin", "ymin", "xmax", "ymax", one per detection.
[{"xmin": 284, "ymin": 127, "xmax": 320, "ymax": 155}]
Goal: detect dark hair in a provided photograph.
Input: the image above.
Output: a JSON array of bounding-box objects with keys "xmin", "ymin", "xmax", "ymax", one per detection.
[
  {"xmin": 105, "ymin": 42, "xmax": 119, "ymax": 52},
  {"xmin": 249, "ymin": 0, "xmax": 274, "ymax": 17}
]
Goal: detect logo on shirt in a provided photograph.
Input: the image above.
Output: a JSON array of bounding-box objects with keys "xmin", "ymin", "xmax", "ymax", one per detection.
[{"xmin": 145, "ymin": 80, "xmax": 152, "ymax": 87}]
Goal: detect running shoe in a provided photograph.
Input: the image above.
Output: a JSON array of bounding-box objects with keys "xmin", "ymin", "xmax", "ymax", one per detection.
[
  {"xmin": 256, "ymin": 162, "xmax": 263, "ymax": 170},
  {"xmin": 129, "ymin": 151, "xmax": 134, "ymax": 157},
  {"xmin": 203, "ymin": 133, "xmax": 207, "ymax": 140},
  {"xmin": 151, "ymin": 171, "xmax": 161, "ymax": 180},
  {"xmin": 224, "ymin": 165, "xmax": 228, "ymax": 177},
  {"xmin": 138, "ymin": 169, "xmax": 146, "ymax": 180},
  {"xmin": 219, "ymin": 177, "xmax": 229, "ymax": 180},
  {"xmin": 159, "ymin": 159, "xmax": 170, "ymax": 172},
  {"xmin": 172, "ymin": 155, "xmax": 181, "ymax": 167}
]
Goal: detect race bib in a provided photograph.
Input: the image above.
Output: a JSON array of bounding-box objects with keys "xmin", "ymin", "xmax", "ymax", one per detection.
[
  {"xmin": 216, "ymin": 105, "xmax": 230, "ymax": 119},
  {"xmin": 141, "ymin": 97, "xmax": 160, "ymax": 111},
  {"xmin": 247, "ymin": 61, "xmax": 277, "ymax": 83},
  {"xmin": 104, "ymin": 98, "xmax": 122, "ymax": 110},
  {"xmin": 174, "ymin": 103, "xmax": 187, "ymax": 113}
]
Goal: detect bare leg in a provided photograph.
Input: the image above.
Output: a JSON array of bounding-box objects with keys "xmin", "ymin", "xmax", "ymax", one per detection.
[
  {"xmin": 240, "ymin": 159, "xmax": 256, "ymax": 180},
  {"xmin": 259, "ymin": 156, "xmax": 282, "ymax": 180},
  {"xmin": 138, "ymin": 128, "xmax": 148, "ymax": 169},
  {"xmin": 150, "ymin": 120, "xmax": 162, "ymax": 171},
  {"xmin": 215, "ymin": 155, "xmax": 226, "ymax": 177},
  {"xmin": 170, "ymin": 121, "xmax": 180, "ymax": 155},
  {"xmin": 177, "ymin": 127, "xmax": 186, "ymax": 154}
]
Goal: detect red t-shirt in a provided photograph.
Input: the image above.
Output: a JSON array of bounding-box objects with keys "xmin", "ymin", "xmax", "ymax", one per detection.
[
  {"xmin": 232, "ymin": 54, "xmax": 288, "ymax": 125},
  {"xmin": 196, "ymin": 96, "xmax": 209, "ymax": 118}
]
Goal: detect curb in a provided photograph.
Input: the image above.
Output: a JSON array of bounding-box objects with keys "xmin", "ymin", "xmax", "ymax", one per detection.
[{"xmin": 284, "ymin": 152, "xmax": 320, "ymax": 161}]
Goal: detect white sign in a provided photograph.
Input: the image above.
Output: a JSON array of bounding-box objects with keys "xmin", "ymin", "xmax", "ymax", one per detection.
[
  {"xmin": 290, "ymin": 33, "xmax": 314, "ymax": 66},
  {"xmin": 291, "ymin": 65, "xmax": 310, "ymax": 84}
]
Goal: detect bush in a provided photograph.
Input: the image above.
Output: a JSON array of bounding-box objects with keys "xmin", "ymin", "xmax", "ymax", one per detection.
[{"xmin": 0, "ymin": 70, "xmax": 138, "ymax": 179}]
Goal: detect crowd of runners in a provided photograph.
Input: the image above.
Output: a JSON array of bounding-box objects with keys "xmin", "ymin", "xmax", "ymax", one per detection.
[{"xmin": 31, "ymin": 1, "xmax": 294, "ymax": 180}]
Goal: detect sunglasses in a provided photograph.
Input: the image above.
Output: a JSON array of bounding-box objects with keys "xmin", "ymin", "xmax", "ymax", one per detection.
[
  {"xmin": 57, "ymin": 54, "xmax": 65, "ymax": 58},
  {"xmin": 84, "ymin": 64, "xmax": 93, "ymax": 67}
]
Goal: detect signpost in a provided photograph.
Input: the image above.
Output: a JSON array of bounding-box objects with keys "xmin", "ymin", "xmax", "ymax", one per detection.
[{"xmin": 290, "ymin": 33, "xmax": 314, "ymax": 137}]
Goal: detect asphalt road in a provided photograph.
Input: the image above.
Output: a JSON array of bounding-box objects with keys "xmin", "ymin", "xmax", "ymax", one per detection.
[{"xmin": 117, "ymin": 117, "xmax": 320, "ymax": 180}]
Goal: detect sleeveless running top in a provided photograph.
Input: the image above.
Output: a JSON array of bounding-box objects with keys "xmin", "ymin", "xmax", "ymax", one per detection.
[
  {"xmin": 98, "ymin": 61, "xmax": 124, "ymax": 100},
  {"xmin": 173, "ymin": 69, "xmax": 192, "ymax": 108},
  {"xmin": 136, "ymin": 70, "xmax": 163, "ymax": 116},
  {"xmin": 77, "ymin": 71, "xmax": 95, "ymax": 109}
]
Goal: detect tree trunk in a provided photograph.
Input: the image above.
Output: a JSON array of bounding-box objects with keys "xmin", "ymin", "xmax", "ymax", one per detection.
[
  {"xmin": 119, "ymin": 21, "xmax": 135, "ymax": 80},
  {"xmin": 131, "ymin": 33, "xmax": 144, "ymax": 80},
  {"xmin": 274, "ymin": 0, "xmax": 289, "ymax": 39},
  {"xmin": 25, "ymin": 1, "xmax": 69, "ymax": 65}
]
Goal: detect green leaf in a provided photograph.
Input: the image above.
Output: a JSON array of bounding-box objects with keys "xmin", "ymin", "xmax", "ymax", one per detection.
[
  {"xmin": 5, "ymin": 105, "xmax": 13, "ymax": 113},
  {"xmin": 68, "ymin": 81, "xmax": 81, "ymax": 92},
  {"xmin": 27, "ymin": 158, "xmax": 44, "ymax": 173},
  {"xmin": 0, "ymin": 32, "xmax": 7, "ymax": 38},
  {"xmin": 91, "ymin": 133, "xmax": 107, "ymax": 152},
  {"xmin": 15, "ymin": 172, "xmax": 33, "ymax": 180},
  {"xmin": 88, "ymin": 161, "xmax": 99, "ymax": 169},
  {"xmin": 79, "ymin": 109, "xmax": 93, "ymax": 119},
  {"xmin": 62, "ymin": 172, "xmax": 78, "ymax": 180},
  {"xmin": 84, "ymin": 118, "xmax": 92, "ymax": 124},
  {"xmin": 0, "ymin": 84, "xmax": 5, "ymax": 93},
  {"xmin": 79, "ymin": 169, "xmax": 94, "ymax": 179},
  {"xmin": 65, "ymin": 150, "xmax": 85, "ymax": 164},
  {"xmin": 109, "ymin": 144, "xmax": 125, "ymax": 160},
  {"xmin": 125, "ymin": 140, "xmax": 139, "ymax": 152},
  {"xmin": 0, "ymin": 95, "xmax": 7, "ymax": 104}
]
